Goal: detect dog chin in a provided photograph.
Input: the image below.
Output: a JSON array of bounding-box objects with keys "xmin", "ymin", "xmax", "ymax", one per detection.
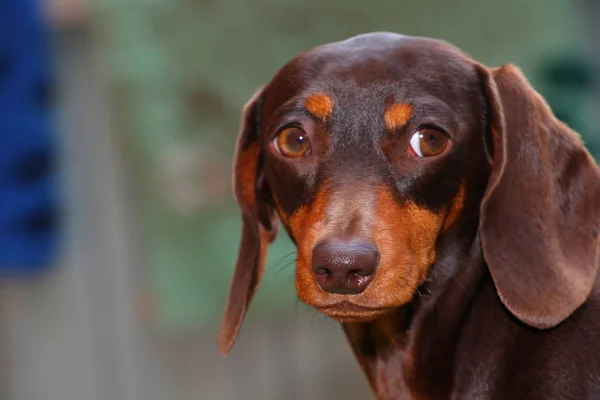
[{"xmin": 314, "ymin": 301, "xmax": 395, "ymax": 323}]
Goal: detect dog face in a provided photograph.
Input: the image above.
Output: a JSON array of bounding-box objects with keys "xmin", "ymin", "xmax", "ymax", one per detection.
[
  {"xmin": 219, "ymin": 32, "xmax": 600, "ymax": 354},
  {"xmin": 259, "ymin": 34, "xmax": 489, "ymax": 321}
]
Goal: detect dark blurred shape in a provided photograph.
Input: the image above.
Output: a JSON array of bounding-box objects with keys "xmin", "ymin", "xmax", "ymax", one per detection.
[
  {"xmin": 538, "ymin": 55, "xmax": 599, "ymax": 159},
  {"xmin": 540, "ymin": 57, "xmax": 595, "ymax": 89},
  {"xmin": 0, "ymin": 0, "xmax": 60, "ymax": 274},
  {"xmin": 0, "ymin": 55, "xmax": 10, "ymax": 80},
  {"xmin": 13, "ymin": 145, "xmax": 54, "ymax": 184}
]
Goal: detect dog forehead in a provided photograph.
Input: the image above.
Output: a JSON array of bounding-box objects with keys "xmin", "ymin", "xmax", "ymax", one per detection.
[{"xmin": 263, "ymin": 33, "xmax": 478, "ymax": 114}]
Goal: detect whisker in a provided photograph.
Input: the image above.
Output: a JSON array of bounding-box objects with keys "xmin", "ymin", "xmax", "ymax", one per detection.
[
  {"xmin": 268, "ymin": 251, "xmax": 297, "ymax": 270},
  {"xmin": 268, "ymin": 259, "xmax": 297, "ymax": 280}
]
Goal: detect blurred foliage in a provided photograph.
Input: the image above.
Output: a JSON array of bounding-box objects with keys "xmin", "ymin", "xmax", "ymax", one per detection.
[{"xmin": 93, "ymin": 0, "xmax": 595, "ymax": 332}]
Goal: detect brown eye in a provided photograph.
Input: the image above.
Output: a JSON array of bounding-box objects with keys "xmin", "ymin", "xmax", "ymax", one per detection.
[
  {"xmin": 409, "ymin": 128, "xmax": 448, "ymax": 157},
  {"xmin": 276, "ymin": 127, "xmax": 311, "ymax": 157}
]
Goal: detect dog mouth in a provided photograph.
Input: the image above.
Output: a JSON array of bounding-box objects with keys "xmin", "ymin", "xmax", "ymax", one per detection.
[{"xmin": 316, "ymin": 300, "xmax": 393, "ymax": 322}]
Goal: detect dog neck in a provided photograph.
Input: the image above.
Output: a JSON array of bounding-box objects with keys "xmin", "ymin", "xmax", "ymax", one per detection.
[{"xmin": 342, "ymin": 220, "xmax": 486, "ymax": 399}]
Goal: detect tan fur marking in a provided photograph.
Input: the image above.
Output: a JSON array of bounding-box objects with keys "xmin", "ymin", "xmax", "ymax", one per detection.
[
  {"xmin": 442, "ymin": 184, "xmax": 466, "ymax": 231},
  {"xmin": 236, "ymin": 142, "xmax": 260, "ymax": 209},
  {"xmin": 384, "ymin": 103, "xmax": 414, "ymax": 130},
  {"xmin": 287, "ymin": 188, "xmax": 329, "ymax": 305},
  {"xmin": 371, "ymin": 188, "xmax": 445, "ymax": 304},
  {"xmin": 304, "ymin": 93, "xmax": 334, "ymax": 120},
  {"xmin": 272, "ymin": 195, "xmax": 290, "ymax": 227}
]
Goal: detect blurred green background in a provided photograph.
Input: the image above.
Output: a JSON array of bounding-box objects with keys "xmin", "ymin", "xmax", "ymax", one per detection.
[{"xmin": 0, "ymin": 0, "xmax": 598, "ymax": 399}]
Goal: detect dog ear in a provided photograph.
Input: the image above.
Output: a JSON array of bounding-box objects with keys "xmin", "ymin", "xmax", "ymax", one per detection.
[
  {"xmin": 218, "ymin": 88, "xmax": 278, "ymax": 354},
  {"xmin": 477, "ymin": 64, "xmax": 600, "ymax": 329}
]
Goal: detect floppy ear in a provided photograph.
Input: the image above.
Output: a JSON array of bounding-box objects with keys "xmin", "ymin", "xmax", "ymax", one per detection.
[
  {"xmin": 218, "ymin": 88, "xmax": 278, "ymax": 354},
  {"xmin": 478, "ymin": 64, "xmax": 600, "ymax": 329}
]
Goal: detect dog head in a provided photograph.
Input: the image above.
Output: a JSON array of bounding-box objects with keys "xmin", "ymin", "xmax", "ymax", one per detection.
[{"xmin": 219, "ymin": 33, "xmax": 600, "ymax": 354}]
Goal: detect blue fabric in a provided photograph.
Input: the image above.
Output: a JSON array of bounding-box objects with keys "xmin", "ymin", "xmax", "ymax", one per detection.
[{"xmin": 0, "ymin": 0, "xmax": 59, "ymax": 274}]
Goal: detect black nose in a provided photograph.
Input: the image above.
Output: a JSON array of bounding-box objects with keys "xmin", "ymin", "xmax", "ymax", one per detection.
[{"xmin": 311, "ymin": 237, "xmax": 379, "ymax": 295}]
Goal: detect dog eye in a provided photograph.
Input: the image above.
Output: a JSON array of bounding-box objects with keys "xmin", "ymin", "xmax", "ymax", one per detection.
[
  {"xmin": 275, "ymin": 127, "xmax": 312, "ymax": 157},
  {"xmin": 409, "ymin": 128, "xmax": 448, "ymax": 157}
]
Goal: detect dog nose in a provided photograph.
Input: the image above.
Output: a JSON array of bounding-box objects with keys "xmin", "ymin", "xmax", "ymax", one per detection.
[{"xmin": 311, "ymin": 237, "xmax": 379, "ymax": 295}]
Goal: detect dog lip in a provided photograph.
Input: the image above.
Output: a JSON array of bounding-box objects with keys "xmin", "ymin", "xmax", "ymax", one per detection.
[
  {"xmin": 319, "ymin": 300, "xmax": 388, "ymax": 312},
  {"xmin": 315, "ymin": 300, "xmax": 393, "ymax": 322}
]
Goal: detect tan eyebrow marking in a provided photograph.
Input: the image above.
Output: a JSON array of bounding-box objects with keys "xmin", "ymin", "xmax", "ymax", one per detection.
[
  {"xmin": 384, "ymin": 103, "xmax": 414, "ymax": 130},
  {"xmin": 304, "ymin": 93, "xmax": 334, "ymax": 120}
]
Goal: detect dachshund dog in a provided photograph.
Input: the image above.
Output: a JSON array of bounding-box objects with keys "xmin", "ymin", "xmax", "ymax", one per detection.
[{"xmin": 218, "ymin": 32, "xmax": 600, "ymax": 399}]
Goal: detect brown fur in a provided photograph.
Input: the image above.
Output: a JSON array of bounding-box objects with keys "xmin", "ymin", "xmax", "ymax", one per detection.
[{"xmin": 442, "ymin": 183, "xmax": 466, "ymax": 231}]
